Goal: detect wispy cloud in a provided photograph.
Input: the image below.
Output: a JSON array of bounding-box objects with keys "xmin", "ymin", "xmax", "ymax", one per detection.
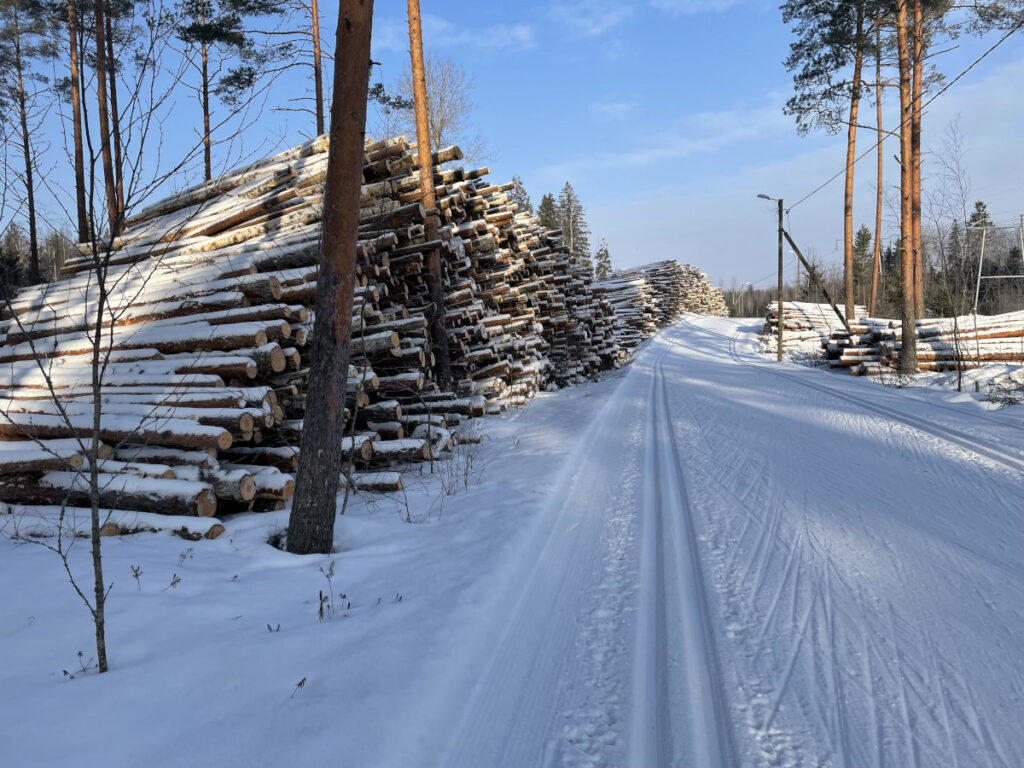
[
  {"xmin": 590, "ymin": 100, "xmax": 639, "ymax": 122},
  {"xmin": 548, "ymin": 1, "xmax": 635, "ymax": 37},
  {"xmin": 373, "ymin": 14, "xmax": 536, "ymax": 53},
  {"xmin": 651, "ymin": 0, "xmax": 752, "ymax": 15}
]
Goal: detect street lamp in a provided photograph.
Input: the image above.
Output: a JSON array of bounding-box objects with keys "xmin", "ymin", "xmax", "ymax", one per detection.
[{"xmin": 757, "ymin": 193, "xmax": 785, "ymax": 361}]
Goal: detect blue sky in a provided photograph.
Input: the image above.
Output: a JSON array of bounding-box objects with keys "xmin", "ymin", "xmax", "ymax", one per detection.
[
  {"xmin": 364, "ymin": 1, "xmax": 1024, "ymax": 287},
  {"xmin": 15, "ymin": 1, "xmax": 1024, "ymax": 288}
]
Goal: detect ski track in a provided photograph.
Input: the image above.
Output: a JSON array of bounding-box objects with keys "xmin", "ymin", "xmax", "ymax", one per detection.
[{"xmin": 380, "ymin": 316, "xmax": 1024, "ymax": 768}]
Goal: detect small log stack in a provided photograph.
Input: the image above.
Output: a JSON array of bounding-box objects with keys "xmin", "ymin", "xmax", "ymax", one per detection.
[
  {"xmin": 823, "ymin": 310, "xmax": 1024, "ymax": 375},
  {"xmin": 0, "ymin": 133, "xmax": 718, "ymax": 523},
  {"xmin": 762, "ymin": 301, "xmax": 866, "ymax": 351}
]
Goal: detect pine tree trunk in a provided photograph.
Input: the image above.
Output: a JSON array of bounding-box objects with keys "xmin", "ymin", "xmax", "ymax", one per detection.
[
  {"xmin": 843, "ymin": 2, "xmax": 865, "ymax": 322},
  {"xmin": 105, "ymin": 11, "xmax": 124, "ymax": 231},
  {"xmin": 310, "ymin": 0, "xmax": 324, "ymax": 136},
  {"xmin": 202, "ymin": 34, "xmax": 212, "ymax": 182},
  {"xmin": 870, "ymin": 17, "xmax": 883, "ymax": 316},
  {"xmin": 286, "ymin": 0, "xmax": 375, "ymax": 556},
  {"xmin": 911, "ymin": 0, "xmax": 925, "ymax": 317},
  {"xmin": 92, "ymin": 0, "xmax": 118, "ymax": 236},
  {"xmin": 13, "ymin": 16, "xmax": 40, "ymax": 284},
  {"xmin": 407, "ymin": 0, "xmax": 452, "ymax": 390},
  {"xmin": 67, "ymin": 0, "xmax": 89, "ymax": 244},
  {"xmin": 897, "ymin": 0, "xmax": 917, "ymax": 372}
]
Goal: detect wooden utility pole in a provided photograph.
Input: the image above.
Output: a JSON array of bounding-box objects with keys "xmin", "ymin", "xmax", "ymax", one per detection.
[
  {"xmin": 287, "ymin": 0, "xmax": 375, "ymax": 556},
  {"xmin": 407, "ymin": 0, "xmax": 452, "ymax": 388},
  {"xmin": 777, "ymin": 197, "xmax": 784, "ymax": 361},
  {"xmin": 310, "ymin": 0, "xmax": 324, "ymax": 135}
]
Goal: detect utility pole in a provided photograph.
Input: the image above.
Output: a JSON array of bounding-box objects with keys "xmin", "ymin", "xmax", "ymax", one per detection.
[
  {"xmin": 758, "ymin": 194, "xmax": 785, "ymax": 360},
  {"xmin": 777, "ymin": 197, "xmax": 784, "ymax": 362},
  {"xmin": 407, "ymin": 0, "xmax": 452, "ymax": 389}
]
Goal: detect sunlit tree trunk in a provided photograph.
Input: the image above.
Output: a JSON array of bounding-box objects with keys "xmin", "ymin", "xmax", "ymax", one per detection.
[
  {"xmin": 911, "ymin": 0, "xmax": 925, "ymax": 317},
  {"xmin": 105, "ymin": 10, "xmax": 124, "ymax": 229},
  {"xmin": 407, "ymin": 0, "xmax": 453, "ymax": 389},
  {"xmin": 843, "ymin": 2, "xmax": 866, "ymax": 321},
  {"xmin": 67, "ymin": 0, "xmax": 88, "ymax": 243},
  {"xmin": 870, "ymin": 16, "xmax": 883, "ymax": 316},
  {"xmin": 310, "ymin": 0, "xmax": 324, "ymax": 135},
  {"xmin": 92, "ymin": 0, "xmax": 118, "ymax": 235},
  {"xmin": 12, "ymin": 9, "xmax": 40, "ymax": 283},
  {"xmin": 897, "ymin": 0, "xmax": 917, "ymax": 371}
]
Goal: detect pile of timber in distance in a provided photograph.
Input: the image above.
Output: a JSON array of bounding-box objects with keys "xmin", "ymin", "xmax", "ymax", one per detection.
[
  {"xmin": 762, "ymin": 301, "xmax": 866, "ymax": 349},
  {"xmin": 596, "ymin": 261, "xmax": 729, "ymax": 354},
  {"xmin": 0, "ymin": 134, "xmax": 718, "ymax": 527},
  {"xmin": 825, "ymin": 310, "xmax": 1024, "ymax": 375}
]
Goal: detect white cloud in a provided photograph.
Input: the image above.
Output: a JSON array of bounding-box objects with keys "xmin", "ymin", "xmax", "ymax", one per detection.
[{"xmin": 548, "ymin": 1, "xmax": 634, "ymax": 37}]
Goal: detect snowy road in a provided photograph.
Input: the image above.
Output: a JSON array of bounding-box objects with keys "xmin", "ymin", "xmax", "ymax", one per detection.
[
  {"xmin": 4, "ymin": 316, "xmax": 1023, "ymax": 768},
  {"xmin": 386, "ymin": 316, "xmax": 1024, "ymax": 768}
]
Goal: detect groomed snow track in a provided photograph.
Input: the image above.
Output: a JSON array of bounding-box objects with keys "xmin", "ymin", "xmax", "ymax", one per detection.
[{"xmin": 391, "ymin": 316, "xmax": 1024, "ymax": 768}]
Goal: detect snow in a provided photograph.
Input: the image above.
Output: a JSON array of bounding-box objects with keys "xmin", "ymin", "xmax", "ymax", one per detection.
[{"xmin": 2, "ymin": 316, "xmax": 1024, "ymax": 767}]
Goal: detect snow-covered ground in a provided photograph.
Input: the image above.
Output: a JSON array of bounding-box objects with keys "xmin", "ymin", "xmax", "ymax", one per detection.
[{"xmin": 3, "ymin": 316, "xmax": 1023, "ymax": 767}]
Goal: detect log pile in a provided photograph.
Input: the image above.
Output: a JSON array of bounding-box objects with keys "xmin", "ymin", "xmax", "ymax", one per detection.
[
  {"xmin": 823, "ymin": 310, "xmax": 1024, "ymax": 375},
  {"xmin": 0, "ymin": 134, "xmax": 713, "ymax": 523},
  {"xmin": 762, "ymin": 301, "xmax": 865, "ymax": 350},
  {"xmin": 596, "ymin": 261, "xmax": 728, "ymax": 354}
]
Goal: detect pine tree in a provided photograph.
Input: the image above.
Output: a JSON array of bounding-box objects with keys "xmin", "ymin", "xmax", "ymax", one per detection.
[
  {"xmin": 556, "ymin": 181, "xmax": 591, "ymax": 273},
  {"xmin": 0, "ymin": 0, "xmax": 56, "ymax": 284},
  {"xmin": 175, "ymin": 0, "xmax": 292, "ymax": 180},
  {"xmin": 594, "ymin": 239, "xmax": 612, "ymax": 278},
  {"xmin": 510, "ymin": 175, "xmax": 532, "ymax": 215},
  {"xmin": 537, "ymin": 193, "xmax": 558, "ymax": 230}
]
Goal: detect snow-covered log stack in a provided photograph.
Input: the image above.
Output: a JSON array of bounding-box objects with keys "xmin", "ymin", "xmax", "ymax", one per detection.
[
  {"xmin": 0, "ymin": 134, "xmax": 625, "ymax": 519},
  {"xmin": 596, "ymin": 261, "xmax": 728, "ymax": 355},
  {"xmin": 824, "ymin": 310, "xmax": 1024, "ymax": 375},
  {"xmin": 763, "ymin": 301, "xmax": 864, "ymax": 351}
]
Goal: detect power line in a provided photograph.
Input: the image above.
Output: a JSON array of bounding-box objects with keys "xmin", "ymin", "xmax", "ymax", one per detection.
[{"xmin": 788, "ymin": 19, "xmax": 1024, "ymax": 213}]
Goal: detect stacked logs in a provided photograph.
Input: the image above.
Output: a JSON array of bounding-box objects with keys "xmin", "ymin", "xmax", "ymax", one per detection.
[
  {"xmin": 762, "ymin": 301, "xmax": 865, "ymax": 350},
  {"xmin": 0, "ymin": 134, "xmax": 712, "ymax": 523},
  {"xmin": 597, "ymin": 261, "xmax": 728, "ymax": 354},
  {"xmin": 824, "ymin": 310, "xmax": 1024, "ymax": 375}
]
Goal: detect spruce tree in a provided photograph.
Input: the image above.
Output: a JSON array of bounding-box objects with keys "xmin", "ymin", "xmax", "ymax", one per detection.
[
  {"xmin": 594, "ymin": 239, "xmax": 612, "ymax": 278},
  {"xmin": 537, "ymin": 193, "xmax": 558, "ymax": 230},
  {"xmin": 556, "ymin": 181, "xmax": 591, "ymax": 273},
  {"xmin": 510, "ymin": 175, "xmax": 532, "ymax": 215}
]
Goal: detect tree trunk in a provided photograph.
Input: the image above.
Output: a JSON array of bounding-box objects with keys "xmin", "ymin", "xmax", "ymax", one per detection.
[
  {"xmin": 105, "ymin": 10, "xmax": 124, "ymax": 231},
  {"xmin": 12, "ymin": 15, "xmax": 40, "ymax": 285},
  {"xmin": 67, "ymin": 0, "xmax": 89, "ymax": 244},
  {"xmin": 911, "ymin": 0, "xmax": 925, "ymax": 317},
  {"xmin": 310, "ymin": 0, "xmax": 324, "ymax": 136},
  {"xmin": 896, "ymin": 0, "xmax": 917, "ymax": 372},
  {"xmin": 870, "ymin": 16, "xmax": 883, "ymax": 316},
  {"xmin": 407, "ymin": 0, "xmax": 452, "ymax": 390},
  {"xmin": 202, "ymin": 35, "xmax": 212, "ymax": 182},
  {"xmin": 92, "ymin": 0, "xmax": 118, "ymax": 236},
  {"xmin": 843, "ymin": 2, "xmax": 865, "ymax": 322},
  {"xmin": 286, "ymin": 0, "xmax": 375, "ymax": 556}
]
